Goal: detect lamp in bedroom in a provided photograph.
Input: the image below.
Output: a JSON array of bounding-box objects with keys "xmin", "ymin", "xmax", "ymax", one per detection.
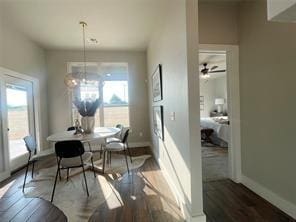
[{"xmin": 215, "ymin": 98, "xmax": 225, "ymax": 113}]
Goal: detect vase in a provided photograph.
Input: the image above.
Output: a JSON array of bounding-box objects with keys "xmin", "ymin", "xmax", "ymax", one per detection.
[{"xmin": 81, "ymin": 116, "xmax": 95, "ymax": 134}]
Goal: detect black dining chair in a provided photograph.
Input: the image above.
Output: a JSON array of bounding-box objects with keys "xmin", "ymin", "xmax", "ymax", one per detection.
[
  {"xmin": 22, "ymin": 135, "xmax": 54, "ymax": 192},
  {"xmin": 102, "ymin": 129, "xmax": 130, "ymax": 174},
  {"xmin": 67, "ymin": 126, "xmax": 76, "ymax": 131},
  {"xmin": 51, "ymin": 140, "xmax": 96, "ymax": 202},
  {"xmin": 67, "ymin": 126, "xmax": 96, "ymax": 155},
  {"xmin": 106, "ymin": 124, "xmax": 124, "ymax": 144}
]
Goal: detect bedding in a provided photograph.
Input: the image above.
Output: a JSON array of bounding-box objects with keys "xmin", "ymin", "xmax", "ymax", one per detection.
[{"xmin": 200, "ymin": 117, "xmax": 229, "ymax": 145}]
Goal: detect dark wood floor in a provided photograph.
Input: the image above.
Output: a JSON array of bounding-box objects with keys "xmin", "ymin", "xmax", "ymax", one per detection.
[
  {"xmin": 0, "ymin": 148, "xmax": 184, "ymax": 222},
  {"xmin": 89, "ymin": 148, "xmax": 184, "ymax": 222},
  {"xmin": 0, "ymin": 147, "xmax": 295, "ymax": 222},
  {"xmin": 0, "ymin": 156, "xmax": 67, "ymax": 222},
  {"xmin": 203, "ymin": 179, "xmax": 295, "ymax": 222}
]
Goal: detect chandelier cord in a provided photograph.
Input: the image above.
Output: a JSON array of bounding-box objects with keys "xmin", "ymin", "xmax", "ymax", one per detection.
[{"xmin": 81, "ymin": 22, "xmax": 87, "ymax": 81}]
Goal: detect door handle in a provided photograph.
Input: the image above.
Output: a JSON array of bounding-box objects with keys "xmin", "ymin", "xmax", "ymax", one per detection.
[{"xmin": 7, "ymin": 128, "xmax": 9, "ymax": 131}]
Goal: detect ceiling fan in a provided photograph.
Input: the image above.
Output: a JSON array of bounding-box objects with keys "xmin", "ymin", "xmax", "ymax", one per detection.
[{"xmin": 200, "ymin": 63, "xmax": 226, "ymax": 79}]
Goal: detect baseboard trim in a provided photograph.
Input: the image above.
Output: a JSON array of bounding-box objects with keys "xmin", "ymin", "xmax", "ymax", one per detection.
[
  {"xmin": 128, "ymin": 141, "xmax": 151, "ymax": 148},
  {"xmin": 152, "ymin": 149, "xmax": 206, "ymax": 222},
  {"xmin": 0, "ymin": 171, "xmax": 10, "ymax": 183},
  {"xmin": 242, "ymin": 174, "xmax": 296, "ymax": 219},
  {"xmin": 190, "ymin": 215, "xmax": 207, "ymax": 222}
]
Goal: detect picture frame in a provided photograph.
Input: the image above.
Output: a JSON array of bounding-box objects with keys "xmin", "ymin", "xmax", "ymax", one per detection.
[
  {"xmin": 200, "ymin": 96, "xmax": 204, "ymax": 111},
  {"xmin": 152, "ymin": 64, "xmax": 163, "ymax": 102},
  {"xmin": 153, "ymin": 106, "xmax": 164, "ymax": 140}
]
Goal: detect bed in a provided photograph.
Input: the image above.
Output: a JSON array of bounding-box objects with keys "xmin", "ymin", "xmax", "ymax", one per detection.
[{"xmin": 200, "ymin": 117, "xmax": 229, "ymax": 147}]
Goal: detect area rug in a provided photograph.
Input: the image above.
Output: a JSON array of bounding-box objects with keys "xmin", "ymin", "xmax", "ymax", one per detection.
[
  {"xmin": 22, "ymin": 154, "xmax": 151, "ymax": 222},
  {"xmin": 202, "ymin": 146, "xmax": 228, "ymax": 182}
]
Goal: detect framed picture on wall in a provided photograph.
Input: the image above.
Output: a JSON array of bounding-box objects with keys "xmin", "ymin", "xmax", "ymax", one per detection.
[
  {"xmin": 153, "ymin": 106, "xmax": 164, "ymax": 140},
  {"xmin": 200, "ymin": 96, "xmax": 204, "ymax": 111},
  {"xmin": 152, "ymin": 64, "xmax": 163, "ymax": 102}
]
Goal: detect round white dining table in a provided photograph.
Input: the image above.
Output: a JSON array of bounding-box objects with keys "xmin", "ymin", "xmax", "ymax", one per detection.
[
  {"xmin": 47, "ymin": 127, "xmax": 120, "ymax": 174},
  {"xmin": 47, "ymin": 127, "xmax": 120, "ymax": 143}
]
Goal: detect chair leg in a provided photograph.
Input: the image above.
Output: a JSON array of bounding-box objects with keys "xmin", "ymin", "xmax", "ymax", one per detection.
[
  {"xmin": 91, "ymin": 157, "xmax": 96, "ymax": 177},
  {"xmin": 100, "ymin": 144, "xmax": 102, "ymax": 159},
  {"xmin": 126, "ymin": 142, "xmax": 132, "ymax": 163},
  {"xmin": 31, "ymin": 161, "xmax": 35, "ymax": 178},
  {"xmin": 56, "ymin": 157, "xmax": 62, "ymax": 181},
  {"xmin": 51, "ymin": 162, "xmax": 60, "ymax": 202},
  {"xmin": 81, "ymin": 163, "xmax": 89, "ymax": 197},
  {"xmin": 66, "ymin": 168, "xmax": 70, "ymax": 181},
  {"xmin": 109, "ymin": 152, "xmax": 112, "ymax": 165},
  {"xmin": 124, "ymin": 149, "xmax": 130, "ymax": 174},
  {"xmin": 102, "ymin": 150, "xmax": 106, "ymax": 174},
  {"xmin": 22, "ymin": 162, "xmax": 30, "ymax": 192},
  {"xmin": 88, "ymin": 142, "xmax": 92, "ymax": 152}
]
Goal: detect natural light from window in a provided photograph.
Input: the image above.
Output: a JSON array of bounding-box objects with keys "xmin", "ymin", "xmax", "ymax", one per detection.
[
  {"xmin": 70, "ymin": 62, "xmax": 130, "ymax": 128},
  {"xmin": 6, "ymin": 86, "xmax": 29, "ymax": 159}
]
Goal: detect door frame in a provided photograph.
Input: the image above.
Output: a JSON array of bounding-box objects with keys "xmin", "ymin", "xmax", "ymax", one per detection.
[
  {"xmin": 199, "ymin": 44, "xmax": 242, "ymax": 183},
  {"xmin": 0, "ymin": 67, "xmax": 42, "ymax": 177}
]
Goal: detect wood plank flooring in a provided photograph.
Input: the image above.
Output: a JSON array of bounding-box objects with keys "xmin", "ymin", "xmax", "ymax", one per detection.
[
  {"xmin": 203, "ymin": 179, "xmax": 295, "ymax": 222},
  {"xmin": 0, "ymin": 147, "xmax": 295, "ymax": 222},
  {"xmin": 0, "ymin": 157, "xmax": 67, "ymax": 222}
]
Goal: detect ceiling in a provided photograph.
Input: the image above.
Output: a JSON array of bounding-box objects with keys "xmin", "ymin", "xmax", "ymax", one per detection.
[
  {"xmin": 1, "ymin": 0, "xmax": 169, "ymax": 51},
  {"xmin": 199, "ymin": 52, "xmax": 226, "ymax": 79}
]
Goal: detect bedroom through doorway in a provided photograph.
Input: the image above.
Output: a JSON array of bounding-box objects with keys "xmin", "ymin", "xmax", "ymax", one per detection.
[{"xmin": 199, "ymin": 51, "xmax": 230, "ymax": 182}]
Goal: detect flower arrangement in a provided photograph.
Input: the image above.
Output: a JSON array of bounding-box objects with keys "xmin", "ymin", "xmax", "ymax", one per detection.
[{"xmin": 73, "ymin": 97, "xmax": 101, "ymax": 117}]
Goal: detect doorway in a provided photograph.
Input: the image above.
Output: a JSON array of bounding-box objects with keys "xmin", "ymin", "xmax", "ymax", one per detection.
[
  {"xmin": 199, "ymin": 51, "xmax": 229, "ymax": 182},
  {"xmin": 199, "ymin": 44, "xmax": 241, "ymax": 183},
  {"xmin": 5, "ymin": 76, "xmax": 35, "ymax": 170},
  {"xmin": 0, "ymin": 70, "xmax": 39, "ymax": 176}
]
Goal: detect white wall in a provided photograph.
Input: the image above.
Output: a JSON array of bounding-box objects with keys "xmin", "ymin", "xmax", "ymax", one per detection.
[
  {"xmin": 147, "ymin": 0, "xmax": 204, "ymax": 220},
  {"xmin": 0, "ymin": 3, "xmax": 48, "ymax": 149},
  {"xmin": 200, "ymin": 76, "xmax": 227, "ymax": 117},
  {"xmin": 199, "ymin": 1, "xmax": 239, "ymax": 45},
  {"xmin": 239, "ymin": 0, "xmax": 296, "ymax": 217},
  {"xmin": 46, "ymin": 50, "xmax": 150, "ymax": 144},
  {"xmin": 215, "ymin": 76, "xmax": 227, "ymax": 113},
  {"xmin": 200, "ymin": 79, "xmax": 215, "ymax": 117}
]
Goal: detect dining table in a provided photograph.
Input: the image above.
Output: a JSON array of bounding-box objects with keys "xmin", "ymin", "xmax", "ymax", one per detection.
[
  {"xmin": 47, "ymin": 127, "xmax": 120, "ymax": 174},
  {"xmin": 47, "ymin": 127, "xmax": 120, "ymax": 143}
]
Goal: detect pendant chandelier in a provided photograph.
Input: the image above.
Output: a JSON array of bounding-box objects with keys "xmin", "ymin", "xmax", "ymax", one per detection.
[{"xmin": 64, "ymin": 21, "xmax": 88, "ymax": 89}]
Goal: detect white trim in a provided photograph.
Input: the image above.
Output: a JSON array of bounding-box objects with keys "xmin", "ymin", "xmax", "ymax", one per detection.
[
  {"xmin": 199, "ymin": 44, "xmax": 242, "ymax": 183},
  {"xmin": 0, "ymin": 67, "xmax": 42, "ymax": 152},
  {"xmin": 242, "ymin": 174, "xmax": 296, "ymax": 219},
  {"xmin": 159, "ymin": 159, "xmax": 206, "ymax": 222},
  {"xmin": 0, "ymin": 67, "xmax": 42, "ymax": 179},
  {"xmin": 153, "ymin": 149, "xmax": 206, "ymax": 222},
  {"xmin": 128, "ymin": 141, "xmax": 151, "ymax": 148},
  {"xmin": 189, "ymin": 215, "xmax": 207, "ymax": 222}
]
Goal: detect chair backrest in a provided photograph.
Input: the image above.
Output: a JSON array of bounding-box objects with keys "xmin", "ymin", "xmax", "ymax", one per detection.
[
  {"xmin": 115, "ymin": 124, "xmax": 124, "ymax": 129},
  {"xmin": 67, "ymin": 126, "xmax": 76, "ymax": 131},
  {"xmin": 23, "ymin": 135, "xmax": 37, "ymax": 153},
  {"xmin": 122, "ymin": 129, "xmax": 129, "ymax": 143},
  {"xmin": 55, "ymin": 140, "xmax": 85, "ymax": 158},
  {"xmin": 115, "ymin": 124, "xmax": 124, "ymax": 139}
]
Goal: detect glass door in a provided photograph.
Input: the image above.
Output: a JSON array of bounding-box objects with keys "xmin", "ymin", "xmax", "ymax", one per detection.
[{"xmin": 4, "ymin": 76, "xmax": 35, "ymax": 170}]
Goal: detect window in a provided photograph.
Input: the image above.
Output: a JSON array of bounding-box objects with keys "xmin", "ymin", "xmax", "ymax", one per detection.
[
  {"xmin": 69, "ymin": 62, "xmax": 130, "ymax": 127},
  {"xmin": 103, "ymin": 80, "xmax": 129, "ymax": 127}
]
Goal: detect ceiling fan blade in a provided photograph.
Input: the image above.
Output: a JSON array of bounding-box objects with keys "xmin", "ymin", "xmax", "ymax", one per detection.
[
  {"xmin": 209, "ymin": 69, "xmax": 226, "ymax": 73},
  {"xmin": 201, "ymin": 68, "xmax": 209, "ymax": 74},
  {"xmin": 210, "ymin": 65, "xmax": 218, "ymax": 71}
]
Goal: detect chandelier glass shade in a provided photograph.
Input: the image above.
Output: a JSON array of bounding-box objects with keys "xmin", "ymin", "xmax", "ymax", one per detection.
[{"xmin": 64, "ymin": 21, "xmax": 89, "ymax": 89}]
